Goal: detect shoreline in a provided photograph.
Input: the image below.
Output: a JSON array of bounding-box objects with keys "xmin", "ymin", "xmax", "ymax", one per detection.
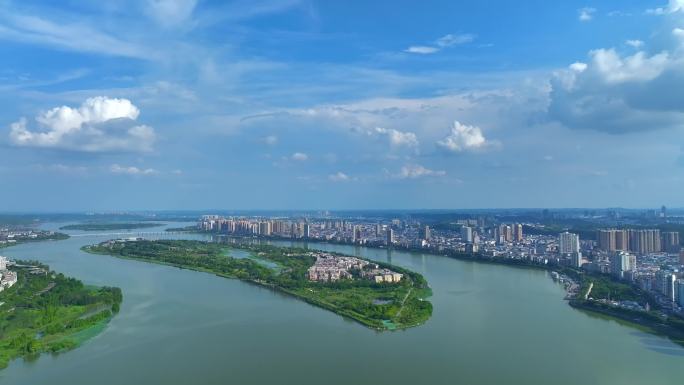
[
  {"xmin": 205, "ymin": 233, "xmax": 684, "ymax": 345},
  {"xmin": 82, "ymin": 243, "xmax": 432, "ymax": 331}
]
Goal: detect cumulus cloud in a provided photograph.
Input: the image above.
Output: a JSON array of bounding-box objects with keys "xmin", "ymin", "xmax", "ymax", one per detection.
[
  {"xmin": 404, "ymin": 33, "xmax": 475, "ymax": 54},
  {"xmin": 548, "ymin": 29, "xmax": 684, "ymax": 133},
  {"xmin": 110, "ymin": 164, "xmax": 158, "ymax": 176},
  {"xmin": 395, "ymin": 164, "xmax": 446, "ymax": 179},
  {"xmin": 437, "ymin": 121, "xmax": 490, "ymax": 152},
  {"xmin": 578, "ymin": 7, "xmax": 597, "ymax": 21},
  {"xmin": 373, "ymin": 127, "xmax": 419, "ymax": 147},
  {"xmin": 646, "ymin": 0, "xmax": 684, "ymax": 15},
  {"xmin": 291, "ymin": 152, "xmax": 308, "ymax": 161},
  {"xmin": 591, "ymin": 48, "xmax": 670, "ymax": 83},
  {"xmin": 328, "ymin": 172, "xmax": 350, "ymax": 182},
  {"xmin": 8, "ymin": 96, "xmax": 156, "ymax": 152}
]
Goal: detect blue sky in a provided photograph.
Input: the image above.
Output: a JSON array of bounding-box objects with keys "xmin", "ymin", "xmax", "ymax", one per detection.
[{"xmin": 1, "ymin": 0, "xmax": 684, "ymax": 211}]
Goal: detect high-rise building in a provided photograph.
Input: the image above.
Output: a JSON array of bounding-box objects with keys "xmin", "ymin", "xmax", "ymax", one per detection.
[
  {"xmin": 559, "ymin": 232, "xmax": 580, "ymax": 254},
  {"xmin": 560, "ymin": 232, "xmax": 582, "ymax": 268},
  {"xmin": 303, "ymin": 223, "xmax": 310, "ymax": 238},
  {"xmin": 258, "ymin": 221, "xmax": 272, "ymax": 236},
  {"xmin": 421, "ymin": 225, "xmax": 431, "ymax": 241},
  {"xmin": 662, "ymin": 232, "xmax": 680, "ymax": 253},
  {"xmin": 375, "ymin": 224, "xmax": 382, "ymax": 237},
  {"xmin": 597, "ymin": 229, "xmax": 617, "ymax": 252},
  {"xmin": 513, "ymin": 223, "xmax": 523, "ymax": 242},
  {"xmin": 461, "ymin": 226, "xmax": 473, "ymax": 243},
  {"xmin": 656, "ymin": 270, "xmax": 676, "ymax": 302},
  {"xmin": 610, "ymin": 251, "xmax": 636, "ymax": 279},
  {"xmin": 352, "ymin": 225, "xmax": 362, "ymax": 243},
  {"xmin": 386, "ymin": 228, "xmax": 394, "ymax": 246},
  {"xmin": 598, "ymin": 228, "xmax": 662, "ymax": 254},
  {"xmin": 615, "ymin": 230, "xmax": 628, "ymax": 251},
  {"xmin": 676, "ymin": 279, "xmax": 684, "ymax": 307}
]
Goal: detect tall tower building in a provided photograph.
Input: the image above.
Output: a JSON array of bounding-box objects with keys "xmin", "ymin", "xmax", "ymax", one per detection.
[
  {"xmin": 662, "ymin": 232, "xmax": 680, "ymax": 253},
  {"xmin": 352, "ymin": 225, "xmax": 362, "ymax": 243},
  {"xmin": 513, "ymin": 223, "xmax": 523, "ymax": 242},
  {"xmin": 461, "ymin": 226, "xmax": 473, "ymax": 243},
  {"xmin": 422, "ymin": 225, "xmax": 431, "ymax": 241},
  {"xmin": 615, "ymin": 230, "xmax": 628, "ymax": 251},
  {"xmin": 610, "ymin": 251, "xmax": 635, "ymax": 279},
  {"xmin": 386, "ymin": 228, "xmax": 394, "ymax": 246},
  {"xmin": 559, "ymin": 232, "xmax": 580, "ymax": 254},
  {"xmin": 597, "ymin": 229, "xmax": 617, "ymax": 252}
]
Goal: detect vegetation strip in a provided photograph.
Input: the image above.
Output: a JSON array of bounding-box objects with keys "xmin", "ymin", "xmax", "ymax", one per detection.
[
  {"xmin": 83, "ymin": 239, "xmax": 432, "ymax": 330},
  {"xmin": 0, "ymin": 261, "xmax": 122, "ymax": 369},
  {"xmin": 59, "ymin": 222, "xmax": 165, "ymax": 231}
]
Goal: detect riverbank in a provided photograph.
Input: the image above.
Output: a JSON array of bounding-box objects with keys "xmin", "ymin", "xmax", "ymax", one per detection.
[
  {"xmin": 82, "ymin": 240, "xmax": 432, "ymax": 331},
  {"xmin": 0, "ymin": 232, "xmax": 69, "ymax": 249},
  {"xmin": 0, "ymin": 261, "xmax": 122, "ymax": 369},
  {"xmin": 569, "ymin": 300, "xmax": 684, "ymax": 347},
  {"xmin": 210, "ymin": 234, "xmax": 684, "ymax": 344}
]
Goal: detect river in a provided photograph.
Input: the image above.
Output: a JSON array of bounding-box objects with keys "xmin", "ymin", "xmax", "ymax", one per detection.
[{"xmin": 0, "ymin": 222, "xmax": 682, "ymax": 384}]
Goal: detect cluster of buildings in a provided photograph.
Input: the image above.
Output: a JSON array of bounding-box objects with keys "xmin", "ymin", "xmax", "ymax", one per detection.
[
  {"xmin": 197, "ymin": 213, "xmax": 684, "ymax": 312},
  {"xmin": 596, "ymin": 229, "xmax": 679, "ymax": 254},
  {"xmin": 306, "ymin": 252, "xmax": 403, "ymax": 283},
  {"xmin": 0, "ymin": 228, "xmax": 60, "ymax": 246},
  {"xmin": 0, "ymin": 256, "xmax": 18, "ymax": 292}
]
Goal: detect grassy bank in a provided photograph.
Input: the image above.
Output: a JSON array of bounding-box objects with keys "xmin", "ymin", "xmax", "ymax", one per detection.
[
  {"xmin": 0, "ymin": 262, "xmax": 122, "ymax": 369},
  {"xmin": 83, "ymin": 240, "xmax": 432, "ymax": 331}
]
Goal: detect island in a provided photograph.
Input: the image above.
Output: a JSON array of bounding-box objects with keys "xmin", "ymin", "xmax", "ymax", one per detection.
[
  {"xmin": 59, "ymin": 222, "xmax": 165, "ymax": 231},
  {"xmin": 0, "ymin": 229, "xmax": 69, "ymax": 249},
  {"xmin": 83, "ymin": 239, "xmax": 432, "ymax": 330},
  {"xmin": 0, "ymin": 257, "xmax": 122, "ymax": 369},
  {"xmin": 164, "ymin": 225, "xmax": 199, "ymax": 233}
]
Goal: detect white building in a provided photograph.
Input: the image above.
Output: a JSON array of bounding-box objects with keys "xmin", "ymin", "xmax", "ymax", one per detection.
[{"xmin": 558, "ymin": 232, "xmax": 580, "ymax": 254}]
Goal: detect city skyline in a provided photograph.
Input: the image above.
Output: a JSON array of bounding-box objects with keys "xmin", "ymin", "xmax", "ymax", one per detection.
[{"xmin": 1, "ymin": 1, "xmax": 684, "ymax": 210}]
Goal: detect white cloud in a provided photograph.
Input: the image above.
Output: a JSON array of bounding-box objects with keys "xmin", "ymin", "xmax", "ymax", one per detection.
[
  {"xmin": 404, "ymin": 45, "xmax": 438, "ymax": 54},
  {"xmin": 328, "ymin": 172, "xmax": 350, "ymax": 182},
  {"xmin": 549, "ymin": 30, "xmax": 684, "ymax": 133},
  {"xmin": 396, "ymin": 164, "xmax": 446, "ymax": 179},
  {"xmin": 646, "ymin": 0, "xmax": 684, "ymax": 15},
  {"xmin": 145, "ymin": 0, "xmax": 198, "ymax": 27},
  {"xmin": 626, "ymin": 39, "xmax": 644, "ymax": 48},
  {"xmin": 404, "ymin": 33, "xmax": 475, "ymax": 54},
  {"xmin": 9, "ymin": 96, "xmax": 156, "ymax": 153},
  {"xmin": 437, "ymin": 121, "xmax": 490, "ymax": 152},
  {"xmin": 291, "ymin": 152, "xmax": 308, "ymax": 161},
  {"xmin": 590, "ymin": 48, "xmax": 670, "ymax": 83},
  {"xmin": 579, "ymin": 7, "xmax": 597, "ymax": 21},
  {"xmin": 110, "ymin": 164, "xmax": 158, "ymax": 176},
  {"xmin": 569, "ymin": 62, "xmax": 588, "ymax": 72},
  {"xmin": 674, "ymin": 28, "xmax": 684, "ymax": 40},
  {"xmin": 373, "ymin": 127, "xmax": 419, "ymax": 147}
]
